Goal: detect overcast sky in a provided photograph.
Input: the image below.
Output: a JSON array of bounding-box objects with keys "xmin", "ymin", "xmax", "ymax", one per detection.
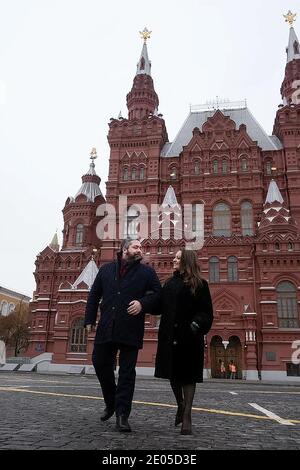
[{"xmin": 0, "ymin": 0, "xmax": 298, "ymax": 297}]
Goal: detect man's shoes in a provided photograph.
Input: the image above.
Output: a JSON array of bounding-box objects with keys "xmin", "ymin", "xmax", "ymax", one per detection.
[
  {"xmin": 100, "ymin": 407, "xmax": 115, "ymax": 422},
  {"xmin": 115, "ymin": 415, "xmax": 132, "ymax": 432}
]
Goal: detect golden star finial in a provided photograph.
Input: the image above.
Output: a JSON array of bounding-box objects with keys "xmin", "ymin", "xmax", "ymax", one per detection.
[
  {"xmin": 139, "ymin": 27, "xmax": 152, "ymax": 43},
  {"xmin": 90, "ymin": 147, "xmax": 97, "ymax": 161},
  {"xmin": 284, "ymin": 10, "xmax": 297, "ymax": 27}
]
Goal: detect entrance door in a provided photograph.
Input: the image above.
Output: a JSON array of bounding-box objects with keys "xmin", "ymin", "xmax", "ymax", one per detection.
[
  {"xmin": 225, "ymin": 336, "xmax": 242, "ymax": 379},
  {"xmin": 210, "ymin": 335, "xmax": 242, "ymax": 378},
  {"xmin": 210, "ymin": 336, "xmax": 225, "ymax": 378}
]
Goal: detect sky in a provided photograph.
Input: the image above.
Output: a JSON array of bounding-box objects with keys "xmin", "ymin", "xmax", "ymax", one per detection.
[{"xmin": 0, "ymin": 0, "xmax": 299, "ymax": 298}]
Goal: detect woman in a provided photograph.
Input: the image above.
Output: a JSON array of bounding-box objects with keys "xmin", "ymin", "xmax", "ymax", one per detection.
[{"xmin": 154, "ymin": 248, "xmax": 213, "ymax": 435}]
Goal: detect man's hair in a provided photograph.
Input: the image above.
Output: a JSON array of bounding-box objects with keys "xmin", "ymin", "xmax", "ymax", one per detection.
[{"xmin": 120, "ymin": 238, "xmax": 140, "ymax": 252}]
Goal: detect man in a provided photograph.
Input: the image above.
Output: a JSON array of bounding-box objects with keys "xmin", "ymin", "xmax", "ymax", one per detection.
[{"xmin": 84, "ymin": 238, "xmax": 161, "ymax": 432}]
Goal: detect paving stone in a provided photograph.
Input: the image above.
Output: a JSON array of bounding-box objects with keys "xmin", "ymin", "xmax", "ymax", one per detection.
[{"xmin": 0, "ymin": 372, "xmax": 299, "ymax": 450}]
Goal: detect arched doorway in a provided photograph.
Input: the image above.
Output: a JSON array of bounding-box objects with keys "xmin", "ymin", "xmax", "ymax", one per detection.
[
  {"xmin": 210, "ymin": 335, "xmax": 242, "ymax": 379},
  {"xmin": 226, "ymin": 336, "xmax": 242, "ymax": 379},
  {"xmin": 210, "ymin": 336, "xmax": 224, "ymax": 378}
]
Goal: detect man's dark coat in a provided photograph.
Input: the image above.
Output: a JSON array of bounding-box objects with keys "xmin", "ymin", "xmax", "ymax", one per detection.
[{"xmin": 84, "ymin": 259, "xmax": 161, "ymax": 349}]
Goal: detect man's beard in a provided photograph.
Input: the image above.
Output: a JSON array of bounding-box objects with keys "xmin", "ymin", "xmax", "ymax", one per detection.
[{"xmin": 126, "ymin": 253, "xmax": 142, "ymax": 263}]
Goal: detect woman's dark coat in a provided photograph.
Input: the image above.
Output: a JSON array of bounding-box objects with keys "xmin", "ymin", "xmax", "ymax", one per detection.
[{"xmin": 154, "ymin": 272, "xmax": 213, "ymax": 383}]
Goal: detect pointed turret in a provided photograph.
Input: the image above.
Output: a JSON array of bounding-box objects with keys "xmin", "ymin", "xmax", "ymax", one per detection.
[
  {"xmin": 280, "ymin": 11, "xmax": 300, "ymax": 105},
  {"xmin": 75, "ymin": 148, "xmax": 103, "ymax": 202},
  {"xmin": 257, "ymin": 179, "xmax": 298, "ymax": 235},
  {"xmin": 162, "ymin": 185, "xmax": 180, "ymax": 208},
  {"xmin": 136, "ymin": 40, "xmax": 152, "ymax": 76},
  {"xmin": 49, "ymin": 232, "xmax": 59, "ymax": 251},
  {"xmin": 62, "ymin": 148, "xmax": 105, "ymax": 250},
  {"xmin": 286, "ymin": 26, "xmax": 300, "ymax": 63},
  {"xmin": 72, "ymin": 259, "xmax": 98, "ymax": 290},
  {"xmin": 126, "ymin": 28, "xmax": 159, "ymax": 120},
  {"xmin": 265, "ymin": 179, "xmax": 284, "ymax": 204}
]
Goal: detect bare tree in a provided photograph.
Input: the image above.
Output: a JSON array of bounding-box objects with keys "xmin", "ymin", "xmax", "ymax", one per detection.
[{"xmin": 0, "ymin": 302, "xmax": 30, "ymax": 356}]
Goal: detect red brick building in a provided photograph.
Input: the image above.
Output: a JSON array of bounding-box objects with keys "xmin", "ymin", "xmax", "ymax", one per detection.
[{"xmin": 27, "ymin": 24, "xmax": 300, "ymax": 380}]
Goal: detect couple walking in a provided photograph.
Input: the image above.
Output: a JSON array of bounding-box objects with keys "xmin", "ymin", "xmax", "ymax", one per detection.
[{"xmin": 84, "ymin": 238, "xmax": 213, "ymax": 435}]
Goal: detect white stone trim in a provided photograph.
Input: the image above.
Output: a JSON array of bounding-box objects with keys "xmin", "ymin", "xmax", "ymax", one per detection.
[{"xmin": 260, "ymin": 287, "xmax": 276, "ymax": 290}]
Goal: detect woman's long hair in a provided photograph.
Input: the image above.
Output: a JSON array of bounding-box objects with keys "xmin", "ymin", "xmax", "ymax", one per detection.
[{"xmin": 179, "ymin": 248, "xmax": 203, "ymax": 294}]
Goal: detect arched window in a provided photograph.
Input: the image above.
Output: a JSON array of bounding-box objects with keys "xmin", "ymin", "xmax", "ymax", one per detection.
[
  {"xmin": 209, "ymin": 257, "xmax": 220, "ymax": 283},
  {"xmin": 9, "ymin": 303, "xmax": 15, "ymax": 313},
  {"xmin": 265, "ymin": 161, "xmax": 272, "ymax": 175},
  {"xmin": 170, "ymin": 167, "xmax": 177, "ymax": 179},
  {"xmin": 124, "ymin": 206, "xmax": 139, "ymax": 238},
  {"xmin": 222, "ymin": 159, "xmax": 228, "ymax": 174},
  {"xmin": 213, "ymin": 203, "xmax": 231, "ymax": 237},
  {"xmin": 69, "ymin": 318, "xmax": 87, "ymax": 352},
  {"xmin": 140, "ymin": 57, "xmax": 145, "ymax": 70},
  {"xmin": 241, "ymin": 158, "xmax": 248, "ymax": 172},
  {"xmin": 139, "ymin": 167, "xmax": 145, "ymax": 180},
  {"xmin": 75, "ymin": 224, "xmax": 84, "ymax": 246},
  {"xmin": 294, "ymin": 41, "xmax": 299, "ymax": 54},
  {"xmin": 288, "ymin": 242, "xmax": 294, "ymax": 251},
  {"xmin": 123, "ymin": 167, "xmax": 128, "ymax": 181},
  {"xmin": 131, "ymin": 168, "xmax": 136, "ymax": 180},
  {"xmin": 275, "ymin": 242, "xmax": 280, "ymax": 251},
  {"xmin": 194, "ymin": 162, "xmax": 200, "ymax": 175},
  {"xmin": 0, "ymin": 301, "xmax": 9, "ymax": 316},
  {"xmin": 241, "ymin": 202, "xmax": 253, "ymax": 236},
  {"xmin": 228, "ymin": 256, "xmax": 238, "ymax": 282},
  {"xmin": 213, "ymin": 159, "xmax": 218, "ymax": 174},
  {"xmin": 277, "ymin": 282, "xmax": 299, "ymax": 328}
]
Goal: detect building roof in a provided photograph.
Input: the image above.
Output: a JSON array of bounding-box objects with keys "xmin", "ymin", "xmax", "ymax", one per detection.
[
  {"xmin": 162, "ymin": 185, "xmax": 179, "ymax": 207},
  {"xmin": 265, "ymin": 179, "xmax": 284, "ymax": 205},
  {"xmin": 286, "ymin": 26, "xmax": 300, "ymax": 63},
  {"xmin": 74, "ymin": 161, "xmax": 103, "ymax": 202},
  {"xmin": 136, "ymin": 42, "xmax": 151, "ymax": 76},
  {"xmin": 0, "ymin": 285, "xmax": 31, "ymax": 302},
  {"xmin": 161, "ymin": 106, "xmax": 282, "ymax": 157},
  {"xmin": 49, "ymin": 232, "xmax": 59, "ymax": 251},
  {"xmin": 72, "ymin": 259, "xmax": 98, "ymax": 290}
]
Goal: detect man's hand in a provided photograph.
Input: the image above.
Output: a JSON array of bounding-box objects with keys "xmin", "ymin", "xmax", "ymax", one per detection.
[{"xmin": 127, "ymin": 300, "xmax": 142, "ymax": 316}]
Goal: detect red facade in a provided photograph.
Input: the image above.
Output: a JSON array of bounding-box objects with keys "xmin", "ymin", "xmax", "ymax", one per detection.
[{"xmin": 28, "ymin": 28, "xmax": 300, "ymax": 380}]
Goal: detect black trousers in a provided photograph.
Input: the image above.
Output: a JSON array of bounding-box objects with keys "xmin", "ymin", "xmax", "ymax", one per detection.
[{"xmin": 92, "ymin": 342, "xmax": 139, "ymax": 418}]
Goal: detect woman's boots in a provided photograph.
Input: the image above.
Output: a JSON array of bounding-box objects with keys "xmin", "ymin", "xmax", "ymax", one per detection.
[
  {"xmin": 170, "ymin": 380, "xmax": 184, "ymax": 426},
  {"xmin": 181, "ymin": 383, "xmax": 196, "ymax": 435}
]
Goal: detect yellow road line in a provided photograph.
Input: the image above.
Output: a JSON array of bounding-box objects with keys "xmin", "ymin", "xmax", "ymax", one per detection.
[{"xmin": 0, "ymin": 386, "xmax": 299, "ymax": 424}]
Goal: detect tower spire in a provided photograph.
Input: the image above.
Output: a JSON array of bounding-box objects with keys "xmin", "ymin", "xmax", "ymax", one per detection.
[
  {"xmin": 126, "ymin": 28, "xmax": 159, "ymax": 120},
  {"xmin": 136, "ymin": 28, "xmax": 152, "ymax": 76},
  {"xmin": 74, "ymin": 148, "xmax": 103, "ymax": 202},
  {"xmin": 280, "ymin": 11, "xmax": 300, "ymax": 105},
  {"xmin": 284, "ymin": 11, "xmax": 300, "ymax": 63},
  {"xmin": 49, "ymin": 231, "xmax": 59, "ymax": 251}
]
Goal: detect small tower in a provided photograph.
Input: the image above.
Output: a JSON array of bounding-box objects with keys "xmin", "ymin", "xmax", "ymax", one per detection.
[{"xmin": 62, "ymin": 148, "xmax": 105, "ymax": 250}]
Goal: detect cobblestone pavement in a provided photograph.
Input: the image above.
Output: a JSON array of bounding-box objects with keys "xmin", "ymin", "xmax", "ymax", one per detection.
[{"xmin": 0, "ymin": 372, "xmax": 300, "ymax": 450}]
